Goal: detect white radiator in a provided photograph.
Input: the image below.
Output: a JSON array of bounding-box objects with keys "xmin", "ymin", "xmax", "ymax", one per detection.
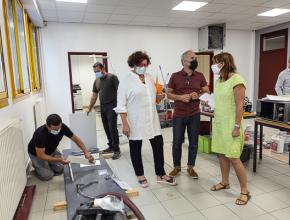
[
  {"xmin": 0, "ymin": 119, "xmax": 27, "ymax": 220},
  {"xmin": 33, "ymin": 98, "xmax": 46, "ymax": 129}
]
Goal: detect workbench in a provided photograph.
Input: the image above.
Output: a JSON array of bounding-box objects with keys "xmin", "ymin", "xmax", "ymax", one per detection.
[
  {"xmin": 62, "ymin": 150, "xmax": 127, "ymax": 220},
  {"xmin": 253, "ymin": 118, "xmax": 290, "ymax": 172}
]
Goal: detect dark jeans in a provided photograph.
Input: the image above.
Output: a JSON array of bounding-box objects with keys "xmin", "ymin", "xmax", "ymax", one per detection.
[
  {"xmin": 129, "ymin": 135, "xmax": 166, "ymax": 176},
  {"xmin": 172, "ymin": 113, "xmax": 200, "ymax": 167},
  {"xmin": 100, "ymin": 101, "xmax": 120, "ymax": 152}
]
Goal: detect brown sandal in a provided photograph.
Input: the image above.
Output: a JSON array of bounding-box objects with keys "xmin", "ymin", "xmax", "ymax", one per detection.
[
  {"xmin": 235, "ymin": 192, "xmax": 251, "ymax": 205},
  {"xmin": 210, "ymin": 182, "xmax": 230, "ymax": 191}
]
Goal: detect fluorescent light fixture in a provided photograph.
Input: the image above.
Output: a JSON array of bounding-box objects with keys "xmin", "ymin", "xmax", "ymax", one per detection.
[
  {"xmin": 56, "ymin": 0, "xmax": 87, "ymax": 3},
  {"xmin": 172, "ymin": 1, "xmax": 208, "ymax": 11},
  {"xmin": 258, "ymin": 8, "xmax": 290, "ymax": 17}
]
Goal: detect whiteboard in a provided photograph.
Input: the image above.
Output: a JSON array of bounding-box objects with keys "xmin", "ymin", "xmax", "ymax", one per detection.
[{"xmin": 69, "ymin": 112, "xmax": 97, "ymax": 150}]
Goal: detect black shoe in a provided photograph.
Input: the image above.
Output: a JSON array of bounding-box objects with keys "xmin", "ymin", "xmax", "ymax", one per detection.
[
  {"xmin": 112, "ymin": 151, "xmax": 121, "ymax": 160},
  {"xmin": 102, "ymin": 147, "xmax": 113, "ymax": 154}
]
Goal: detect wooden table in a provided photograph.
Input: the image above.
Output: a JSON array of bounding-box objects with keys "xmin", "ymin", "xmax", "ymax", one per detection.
[{"xmin": 253, "ymin": 118, "xmax": 290, "ymax": 172}]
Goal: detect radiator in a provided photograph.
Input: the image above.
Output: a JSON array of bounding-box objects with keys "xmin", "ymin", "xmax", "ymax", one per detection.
[
  {"xmin": 0, "ymin": 119, "xmax": 27, "ymax": 220},
  {"xmin": 33, "ymin": 98, "xmax": 46, "ymax": 129}
]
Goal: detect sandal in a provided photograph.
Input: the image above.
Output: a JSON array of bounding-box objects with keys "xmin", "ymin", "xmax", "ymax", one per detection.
[
  {"xmin": 138, "ymin": 178, "xmax": 149, "ymax": 188},
  {"xmin": 235, "ymin": 192, "xmax": 251, "ymax": 205},
  {"xmin": 210, "ymin": 182, "xmax": 230, "ymax": 191},
  {"xmin": 157, "ymin": 175, "xmax": 177, "ymax": 186}
]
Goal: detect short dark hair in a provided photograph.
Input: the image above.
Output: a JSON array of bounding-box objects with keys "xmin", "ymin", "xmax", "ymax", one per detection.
[
  {"xmin": 93, "ymin": 62, "xmax": 104, "ymax": 69},
  {"xmin": 127, "ymin": 51, "xmax": 151, "ymax": 68},
  {"xmin": 46, "ymin": 114, "xmax": 62, "ymax": 126}
]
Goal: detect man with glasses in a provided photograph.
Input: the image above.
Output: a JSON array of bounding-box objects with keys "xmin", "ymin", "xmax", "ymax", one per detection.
[{"xmin": 167, "ymin": 50, "xmax": 209, "ymax": 179}]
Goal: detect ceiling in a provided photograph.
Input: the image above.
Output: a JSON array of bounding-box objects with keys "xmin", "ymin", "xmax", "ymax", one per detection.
[{"xmin": 36, "ymin": 0, "xmax": 290, "ymax": 30}]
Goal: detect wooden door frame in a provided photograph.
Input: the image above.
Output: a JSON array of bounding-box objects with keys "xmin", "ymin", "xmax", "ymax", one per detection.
[
  {"xmin": 196, "ymin": 51, "xmax": 214, "ymax": 92},
  {"xmin": 259, "ymin": 29, "xmax": 288, "ymax": 98},
  {"xmin": 68, "ymin": 51, "xmax": 108, "ymax": 113}
]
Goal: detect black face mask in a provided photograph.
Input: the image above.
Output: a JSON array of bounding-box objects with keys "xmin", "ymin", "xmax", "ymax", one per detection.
[{"xmin": 189, "ymin": 60, "xmax": 198, "ymax": 71}]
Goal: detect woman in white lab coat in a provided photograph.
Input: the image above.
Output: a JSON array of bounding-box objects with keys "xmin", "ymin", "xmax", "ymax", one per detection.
[{"xmin": 115, "ymin": 51, "xmax": 177, "ymax": 188}]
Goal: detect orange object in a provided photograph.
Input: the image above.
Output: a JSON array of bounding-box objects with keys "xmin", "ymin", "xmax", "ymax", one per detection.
[{"xmin": 156, "ymin": 77, "xmax": 163, "ymax": 104}]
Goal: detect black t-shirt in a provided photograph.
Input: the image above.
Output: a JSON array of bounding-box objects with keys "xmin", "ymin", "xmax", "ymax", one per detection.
[{"xmin": 28, "ymin": 124, "xmax": 74, "ymax": 156}]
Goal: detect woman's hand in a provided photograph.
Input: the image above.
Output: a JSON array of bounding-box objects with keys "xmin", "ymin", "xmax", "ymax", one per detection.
[
  {"xmin": 232, "ymin": 127, "xmax": 240, "ymax": 137},
  {"xmin": 123, "ymin": 124, "xmax": 130, "ymax": 138}
]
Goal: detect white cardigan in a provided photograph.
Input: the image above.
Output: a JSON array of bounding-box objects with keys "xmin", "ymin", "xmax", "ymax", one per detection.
[{"xmin": 114, "ymin": 72, "xmax": 161, "ymax": 140}]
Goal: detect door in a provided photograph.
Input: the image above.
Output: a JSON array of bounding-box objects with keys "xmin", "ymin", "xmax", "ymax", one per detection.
[
  {"xmin": 259, "ymin": 29, "xmax": 288, "ymax": 98},
  {"xmin": 196, "ymin": 51, "xmax": 214, "ymax": 92}
]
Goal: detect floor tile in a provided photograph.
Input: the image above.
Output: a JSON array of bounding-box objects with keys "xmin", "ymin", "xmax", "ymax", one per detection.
[
  {"xmin": 248, "ymin": 214, "xmax": 277, "ymax": 220},
  {"xmin": 269, "ymin": 188, "xmax": 290, "ymax": 205},
  {"xmin": 201, "ymin": 205, "xmax": 240, "ymax": 220},
  {"xmin": 162, "ymin": 197, "xmax": 196, "ymax": 216},
  {"xmin": 186, "ymin": 192, "xmax": 221, "ymax": 210},
  {"xmin": 251, "ymin": 194, "xmax": 288, "ymax": 212},
  {"xmin": 30, "ymin": 192, "xmax": 47, "ymax": 213},
  {"xmin": 173, "ymin": 211, "xmax": 206, "ymax": 220},
  {"xmin": 176, "ymin": 181, "xmax": 206, "ymax": 196},
  {"xmin": 209, "ymin": 189, "xmax": 238, "ymax": 203},
  {"xmin": 225, "ymin": 201, "xmax": 265, "ymax": 219},
  {"xmin": 152, "ymin": 187, "xmax": 183, "ymax": 202},
  {"xmin": 28, "ymin": 211, "xmax": 43, "ymax": 220},
  {"xmin": 269, "ymin": 174, "xmax": 290, "ymax": 188},
  {"xmin": 139, "ymin": 203, "xmax": 171, "ymax": 220},
  {"xmin": 271, "ymin": 206, "xmax": 290, "ymax": 220},
  {"xmin": 43, "ymin": 210, "xmax": 67, "ymax": 220},
  {"xmin": 131, "ymin": 190, "xmax": 159, "ymax": 207},
  {"xmin": 251, "ymin": 178, "xmax": 284, "ymax": 193}
]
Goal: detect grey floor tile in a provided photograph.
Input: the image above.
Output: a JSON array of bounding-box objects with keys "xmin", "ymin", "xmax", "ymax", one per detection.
[
  {"xmin": 28, "ymin": 211, "xmax": 44, "ymax": 220},
  {"xmin": 201, "ymin": 205, "xmax": 240, "ymax": 220},
  {"xmin": 162, "ymin": 197, "xmax": 196, "ymax": 216},
  {"xmin": 43, "ymin": 210, "xmax": 67, "ymax": 220},
  {"xmin": 225, "ymin": 201, "xmax": 266, "ymax": 219},
  {"xmin": 248, "ymin": 214, "xmax": 277, "ymax": 220},
  {"xmin": 152, "ymin": 187, "xmax": 183, "ymax": 202},
  {"xmin": 251, "ymin": 194, "xmax": 288, "ymax": 212},
  {"xmin": 271, "ymin": 206, "xmax": 290, "ymax": 220},
  {"xmin": 131, "ymin": 190, "xmax": 159, "ymax": 207},
  {"xmin": 186, "ymin": 192, "xmax": 221, "ymax": 210},
  {"xmin": 173, "ymin": 211, "xmax": 206, "ymax": 220},
  {"xmin": 139, "ymin": 203, "xmax": 171, "ymax": 220},
  {"xmin": 269, "ymin": 188, "xmax": 290, "ymax": 205}
]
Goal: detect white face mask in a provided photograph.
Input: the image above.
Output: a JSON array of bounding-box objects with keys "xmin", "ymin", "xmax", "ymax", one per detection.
[
  {"xmin": 211, "ymin": 64, "xmax": 221, "ymax": 75},
  {"xmin": 50, "ymin": 128, "xmax": 61, "ymax": 135},
  {"xmin": 135, "ymin": 66, "xmax": 146, "ymax": 75}
]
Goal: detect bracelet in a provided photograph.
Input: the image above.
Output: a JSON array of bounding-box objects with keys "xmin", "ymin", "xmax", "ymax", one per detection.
[{"xmin": 234, "ymin": 124, "xmax": 240, "ymax": 128}]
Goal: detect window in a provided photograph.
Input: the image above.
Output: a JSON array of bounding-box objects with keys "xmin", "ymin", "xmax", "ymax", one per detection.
[
  {"xmin": 3, "ymin": 0, "xmax": 31, "ymax": 98},
  {"xmin": 263, "ymin": 35, "xmax": 286, "ymax": 51},
  {"xmin": 27, "ymin": 22, "xmax": 41, "ymax": 91},
  {"xmin": 0, "ymin": 28, "xmax": 8, "ymax": 108}
]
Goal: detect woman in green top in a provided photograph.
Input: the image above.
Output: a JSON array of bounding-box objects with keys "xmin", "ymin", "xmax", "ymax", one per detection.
[{"xmin": 210, "ymin": 52, "xmax": 250, "ymax": 205}]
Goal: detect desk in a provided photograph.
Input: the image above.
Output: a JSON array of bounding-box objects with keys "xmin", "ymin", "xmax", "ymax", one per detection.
[
  {"xmin": 253, "ymin": 118, "xmax": 290, "ymax": 172},
  {"xmin": 201, "ymin": 112, "xmax": 256, "ymax": 132}
]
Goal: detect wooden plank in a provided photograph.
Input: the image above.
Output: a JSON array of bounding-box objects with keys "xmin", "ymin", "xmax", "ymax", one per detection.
[
  {"xmin": 126, "ymin": 189, "xmax": 139, "ymax": 198},
  {"xmin": 53, "ymin": 201, "xmax": 67, "ymax": 211}
]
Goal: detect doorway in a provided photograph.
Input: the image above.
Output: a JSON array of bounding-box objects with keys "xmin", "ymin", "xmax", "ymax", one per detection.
[
  {"xmin": 196, "ymin": 51, "xmax": 214, "ymax": 92},
  {"xmin": 259, "ymin": 29, "xmax": 288, "ymax": 98},
  {"xmin": 68, "ymin": 52, "xmax": 108, "ymax": 113}
]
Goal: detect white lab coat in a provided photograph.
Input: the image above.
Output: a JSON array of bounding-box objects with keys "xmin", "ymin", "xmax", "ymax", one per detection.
[{"xmin": 114, "ymin": 72, "xmax": 161, "ymax": 140}]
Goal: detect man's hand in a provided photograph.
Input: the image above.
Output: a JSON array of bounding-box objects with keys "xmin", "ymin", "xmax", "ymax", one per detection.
[
  {"xmin": 85, "ymin": 151, "xmax": 95, "ymax": 163},
  {"xmin": 179, "ymin": 94, "xmax": 191, "ymax": 103},
  {"xmin": 60, "ymin": 158, "xmax": 70, "ymax": 165},
  {"xmin": 123, "ymin": 124, "xmax": 130, "ymax": 138},
  {"xmin": 232, "ymin": 127, "xmax": 240, "ymax": 137},
  {"xmin": 190, "ymin": 92, "xmax": 199, "ymax": 100}
]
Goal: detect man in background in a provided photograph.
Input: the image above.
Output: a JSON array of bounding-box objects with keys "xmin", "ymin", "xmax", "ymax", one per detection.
[
  {"xmin": 275, "ymin": 57, "xmax": 290, "ymax": 95},
  {"xmin": 87, "ymin": 62, "xmax": 121, "ymax": 159}
]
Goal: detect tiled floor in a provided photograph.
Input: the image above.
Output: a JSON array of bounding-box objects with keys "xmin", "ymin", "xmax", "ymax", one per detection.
[{"xmin": 27, "ymin": 115, "xmax": 290, "ymax": 220}]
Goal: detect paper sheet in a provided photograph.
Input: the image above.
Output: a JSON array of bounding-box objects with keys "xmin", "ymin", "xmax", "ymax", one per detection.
[
  {"xmin": 67, "ymin": 155, "xmax": 93, "ymax": 166},
  {"xmin": 199, "ymin": 93, "xmax": 215, "ymax": 109},
  {"xmin": 80, "ymin": 160, "xmax": 101, "ymax": 167},
  {"xmin": 266, "ymin": 95, "xmax": 290, "ymax": 101}
]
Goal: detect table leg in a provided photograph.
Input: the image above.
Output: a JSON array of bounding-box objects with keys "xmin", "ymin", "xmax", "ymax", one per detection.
[
  {"xmin": 259, "ymin": 125, "xmax": 263, "ymax": 160},
  {"xmin": 253, "ymin": 122, "xmax": 258, "ymax": 172}
]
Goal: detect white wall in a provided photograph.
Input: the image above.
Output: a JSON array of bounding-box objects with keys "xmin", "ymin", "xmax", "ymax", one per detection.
[
  {"xmin": 224, "ymin": 29, "xmax": 255, "ymax": 101},
  {"xmin": 0, "ymin": 2, "xmax": 45, "ymax": 165},
  {"xmin": 41, "ymin": 22, "xmax": 198, "ymax": 124},
  {"xmin": 71, "ymin": 55, "xmax": 100, "ymax": 107}
]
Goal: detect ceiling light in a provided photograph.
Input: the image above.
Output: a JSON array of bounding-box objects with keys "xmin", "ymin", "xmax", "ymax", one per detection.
[
  {"xmin": 172, "ymin": 1, "xmax": 208, "ymax": 11},
  {"xmin": 56, "ymin": 0, "xmax": 87, "ymax": 3},
  {"xmin": 258, "ymin": 8, "xmax": 290, "ymax": 17}
]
